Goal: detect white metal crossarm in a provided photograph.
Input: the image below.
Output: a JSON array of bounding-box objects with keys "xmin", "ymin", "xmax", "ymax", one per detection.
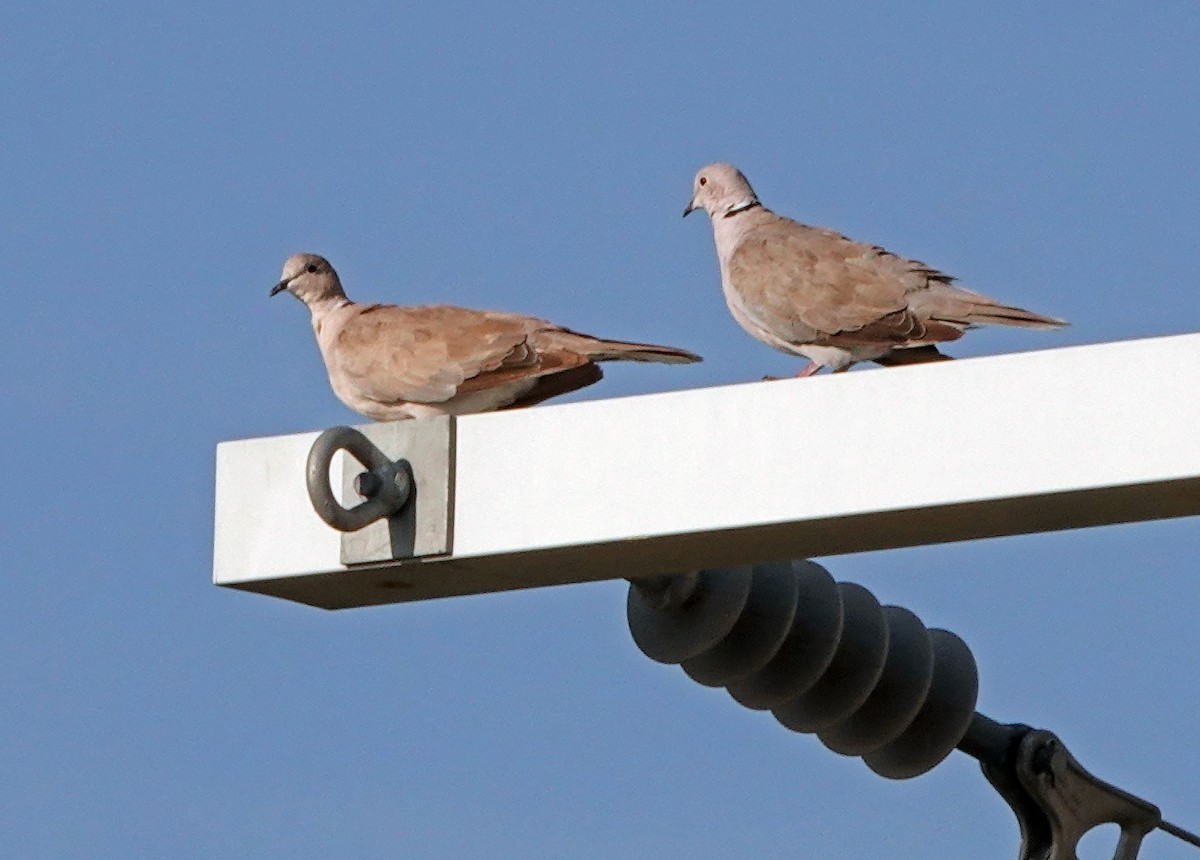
[{"xmin": 213, "ymin": 333, "xmax": 1200, "ymax": 609}]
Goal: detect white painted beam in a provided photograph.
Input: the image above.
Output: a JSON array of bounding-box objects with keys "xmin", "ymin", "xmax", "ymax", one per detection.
[{"xmin": 214, "ymin": 333, "xmax": 1200, "ymax": 609}]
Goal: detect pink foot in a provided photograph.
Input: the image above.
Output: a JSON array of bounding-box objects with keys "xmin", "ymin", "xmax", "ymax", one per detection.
[{"xmin": 762, "ymin": 363, "xmax": 823, "ymax": 381}]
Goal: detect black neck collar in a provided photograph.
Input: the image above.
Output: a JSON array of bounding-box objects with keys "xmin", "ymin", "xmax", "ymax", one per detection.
[{"xmin": 723, "ymin": 200, "xmax": 762, "ymax": 218}]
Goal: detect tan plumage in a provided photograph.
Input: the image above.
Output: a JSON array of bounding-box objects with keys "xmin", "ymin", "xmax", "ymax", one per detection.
[
  {"xmin": 685, "ymin": 163, "xmax": 1067, "ymax": 374},
  {"xmin": 271, "ymin": 253, "xmax": 700, "ymax": 420}
]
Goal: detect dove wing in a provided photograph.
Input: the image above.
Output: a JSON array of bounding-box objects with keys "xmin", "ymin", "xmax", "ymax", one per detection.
[
  {"xmin": 727, "ymin": 217, "xmax": 964, "ymax": 348},
  {"xmin": 329, "ymin": 304, "xmax": 564, "ymax": 406}
]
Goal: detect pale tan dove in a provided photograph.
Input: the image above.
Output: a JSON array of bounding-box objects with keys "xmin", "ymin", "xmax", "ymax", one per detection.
[
  {"xmin": 271, "ymin": 253, "xmax": 701, "ymax": 420},
  {"xmin": 684, "ymin": 163, "xmax": 1067, "ymax": 375}
]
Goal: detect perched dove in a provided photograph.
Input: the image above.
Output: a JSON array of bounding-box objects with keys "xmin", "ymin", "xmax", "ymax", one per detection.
[
  {"xmin": 684, "ymin": 163, "xmax": 1067, "ymax": 375},
  {"xmin": 271, "ymin": 253, "xmax": 701, "ymax": 420}
]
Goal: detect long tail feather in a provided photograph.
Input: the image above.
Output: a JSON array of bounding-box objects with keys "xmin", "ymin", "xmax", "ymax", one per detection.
[
  {"xmin": 921, "ymin": 283, "xmax": 1069, "ymax": 331},
  {"xmin": 546, "ymin": 327, "xmax": 702, "ymax": 364},
  {"xmin": 961, "ymin": 304, "xmax": 1068, "ymax": 330},
  {"xmin": 588, "ymin": 339, "xmax": 703, "ymax": 364}
]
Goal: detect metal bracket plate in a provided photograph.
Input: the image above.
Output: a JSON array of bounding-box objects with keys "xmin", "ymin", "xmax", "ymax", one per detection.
[{"xmin": 336, "ymin": 416, "xmax": 454, "ymax": 565}]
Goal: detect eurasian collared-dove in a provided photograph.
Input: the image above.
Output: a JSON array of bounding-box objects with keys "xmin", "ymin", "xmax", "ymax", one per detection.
[
  {"xmin": 271, "ymin": 253, "xmax": 701, "ymax": 420},
  {"xmin": 684, "ymin": 163, "xmax": 1067, "ymax": 375}
]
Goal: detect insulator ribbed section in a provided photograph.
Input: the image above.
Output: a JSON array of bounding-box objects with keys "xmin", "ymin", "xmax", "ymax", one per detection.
[{"xmin": 627, "ymin": 560, "xmax": 978, "ymax": 779}]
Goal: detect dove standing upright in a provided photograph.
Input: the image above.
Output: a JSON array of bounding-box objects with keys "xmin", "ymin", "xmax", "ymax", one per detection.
[
  {"xmin": 271, "ymin": 253, "xmax": 701, "ymax": 420},
  {"xmin": 684, "ymin": 163, "xmax": 1067, "ymax": 375}
]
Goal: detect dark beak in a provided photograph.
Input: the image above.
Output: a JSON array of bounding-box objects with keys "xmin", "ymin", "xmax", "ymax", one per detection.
[
  {"xmin": 682, "ymin": 201, "xmax": 696, "ymax": 218},
  {"xmin": 270, "ymin": 279, "xmax": 289, "ymax": 297}
]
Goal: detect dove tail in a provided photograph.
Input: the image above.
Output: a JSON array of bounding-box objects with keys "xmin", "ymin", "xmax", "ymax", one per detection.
[
  {"xmin": 921, "ymin": 284, "xmax": 1069, "ymax": 331},
  {"xmin": 588, "ymin": 339, "xmax": 703, "ymax": 364},
  {"xmin": 962, "ymin": 304, "xmax": 1069, "ymax": 330},
  {"xmin": 545, "ymin": 327, "xmax": 702, "ymax": 364}
]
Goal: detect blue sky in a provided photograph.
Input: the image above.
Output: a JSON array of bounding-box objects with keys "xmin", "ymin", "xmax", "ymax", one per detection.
[{"xmin": 3, "ymin": 2, "xmax": 1199, "ymax": 857}]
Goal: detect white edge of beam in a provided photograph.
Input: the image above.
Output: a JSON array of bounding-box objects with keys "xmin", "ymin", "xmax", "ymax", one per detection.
[{"xmin": 214, "ymin": 333, "xmax": 1200, "ymax": 609}]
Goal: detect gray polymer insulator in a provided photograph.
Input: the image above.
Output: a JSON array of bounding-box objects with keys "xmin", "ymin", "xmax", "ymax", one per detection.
[{"xmin": 627, "ymin": 559, "xmax": 979, "ymax": 779}]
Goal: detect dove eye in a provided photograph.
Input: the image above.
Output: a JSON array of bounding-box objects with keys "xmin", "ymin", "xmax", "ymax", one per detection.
[
  {"xmin": 699, "ymin": 177, "xmax": 708, "ymax": 186},
  {"xmin": 306, "ymin": 264, "xmax": 319, "ymax": 273}
]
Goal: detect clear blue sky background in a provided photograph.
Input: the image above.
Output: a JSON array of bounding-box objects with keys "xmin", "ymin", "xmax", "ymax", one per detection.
[{"xmin": 3, "ymin": 2, "xmax": 1198, "ymax": 857}]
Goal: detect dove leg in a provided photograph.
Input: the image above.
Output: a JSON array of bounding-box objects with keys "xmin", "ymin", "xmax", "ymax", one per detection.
[
  {"xmin": 763, "ymin": 362, "xmax": 822, "ymax": 381},
  {"xmin": 760, "ymin": 362, "xmax": 829, "ymax": 381}
]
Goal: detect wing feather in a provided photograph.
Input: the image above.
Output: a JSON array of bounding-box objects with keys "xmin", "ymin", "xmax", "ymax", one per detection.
[
  {"xmin": 727, "ymin": 216, "xmax": 961, "ymax": 349},
  {"xmin": 330, "ymin": 305, "xmax": 549, "ymax": 405}
]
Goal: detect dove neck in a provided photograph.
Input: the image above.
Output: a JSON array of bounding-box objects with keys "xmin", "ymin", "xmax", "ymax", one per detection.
[
  {"xmin": 712, "ymin": 202, "xmax": 766, "ymax": 258},
  {"xmin": 306, "ymin": 295, "xmax": 352, "ymax": 327}
]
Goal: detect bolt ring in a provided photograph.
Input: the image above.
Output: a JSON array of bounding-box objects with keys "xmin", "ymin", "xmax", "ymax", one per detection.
[{"xmin": 305, "ymin": 426, "xmax": 412, "ymax": 532}]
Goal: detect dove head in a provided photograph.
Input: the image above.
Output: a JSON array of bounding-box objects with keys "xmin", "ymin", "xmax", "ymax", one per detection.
[
  {"xmin": 684, "ymin": 163, "xmax": 760, "ymax": 219},
  {"xmin": 271, "ymin": 253, "xmax": 346, "ymax": 304}
]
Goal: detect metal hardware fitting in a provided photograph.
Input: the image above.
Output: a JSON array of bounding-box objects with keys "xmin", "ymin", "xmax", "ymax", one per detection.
[
  {"xmin": 302, "ymin": 417, "xmax": 453, "ymax": 566},
  {"xmin": 306, "ymin": 426, "xmax": 413, "ymax": 532},
  {"xmin": 959, "ymin": 715, "xmax": 1200, "ymax": 860}
]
